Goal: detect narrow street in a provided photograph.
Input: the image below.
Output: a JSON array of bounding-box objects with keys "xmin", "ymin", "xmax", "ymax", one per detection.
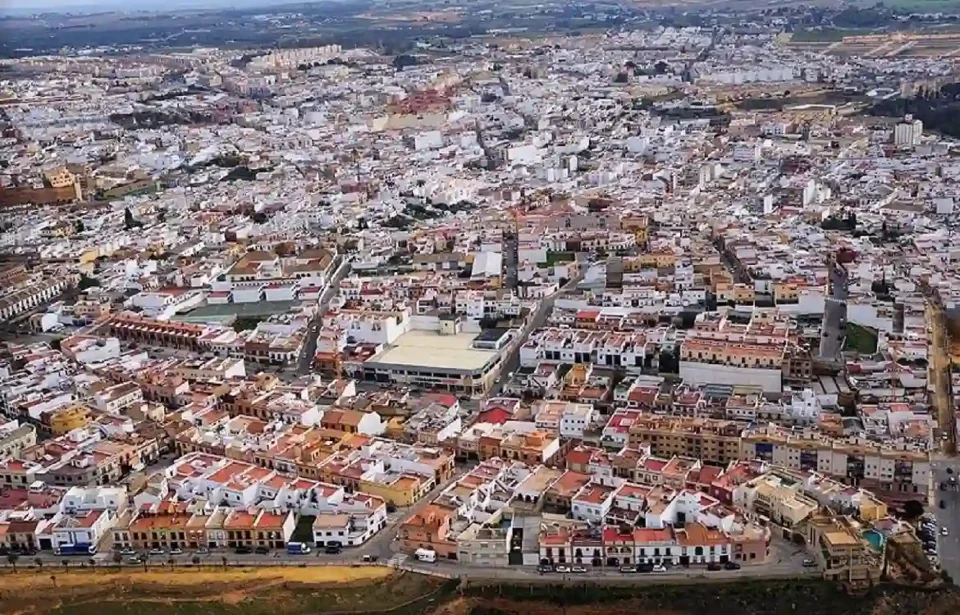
[
  {"xmin": 927, "ymin": 299, "xmax": 957, "ymax": 455},
  {"xmin": 296, "ymin": 256, "xmax": 351, "ymax": 376},
  {"xmin": 487, "ymin": 269, "xmax": 585, "ymax": 399}
]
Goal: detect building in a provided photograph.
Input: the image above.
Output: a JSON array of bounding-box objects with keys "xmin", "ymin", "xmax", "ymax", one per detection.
[
  {"xmin": 894, "ymin": 115, "xmax": 923, "ymax": 148},
  {"xmin": 805, "ymin": 514, "xmax": 882, "ymax": 585},
  {"xmin": 399, "ymin": 503, "xmax": 457, "ymax": 559},
  {"xmin": 740, "ymin": 424, "xmax": 930, "ymax": 505},
  {"xmin": 0, "ymin": 420, "xmax": 36, "ymax": 458},
  {"xmin": 627, "ymin": 415, "xmax": 744, "ymax": 465}
]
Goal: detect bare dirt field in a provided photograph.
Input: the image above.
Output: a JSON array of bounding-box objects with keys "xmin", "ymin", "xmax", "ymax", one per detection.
[{"xmin": 0, "ymin": 566, "xmax": 447, "ymax": 615}]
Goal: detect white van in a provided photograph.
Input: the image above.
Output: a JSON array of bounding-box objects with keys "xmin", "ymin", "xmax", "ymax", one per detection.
[{"xmin": 415, "ymin": 548, "xmax": 437, "ymax": 563}]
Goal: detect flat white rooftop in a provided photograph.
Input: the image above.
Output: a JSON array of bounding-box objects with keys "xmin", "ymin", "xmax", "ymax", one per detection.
[{"xmin": 369, "ymin": 330, "xmax": 498, "ymax": 372}]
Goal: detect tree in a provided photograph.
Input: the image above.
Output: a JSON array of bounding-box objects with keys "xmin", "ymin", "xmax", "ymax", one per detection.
[
  {"xmin": 61, "ymin": 560, "xmax": 68, "ymax": 570},
  {"xmin": 142, "ymin": 553, "xmax": 149, "ymax": 572},
  {"xmin": 34, "ymin": 557, "xmax": 42, "ymax": 570},
  {"xmin": 88, "ymin": 558, "xmax": 96, "ymax": 568},
  {"xmin": 192, "ymin": 555, "xmax": 201, "ymax": 567},
  {"xmin": 74, "ymin": 220, "xmax": 85, "ymax": 233},
  {"xmin": 50, "ymin": 574, "xmax": 57, "ymax": 588},
  {"xmin": 77, "ymin": 273, "xmax": 101, "ymax": 291},
  {"xmin": 221, "ymin": 556, "xmax": 228, "ymax": 569},
  {"xmin": 274, "ymin": 242, "xmax": 296, "ymax": 257},
  {"xmin": 903, "ymin": 499, "xmax": 924, "ymax": 519},
  {"xmin": 113, "ymin": 551, "xmax": 123, "ymax": 566},
  {"xmin": 7, "ymin": 553, "xmax": 19, "ymax": 572}
]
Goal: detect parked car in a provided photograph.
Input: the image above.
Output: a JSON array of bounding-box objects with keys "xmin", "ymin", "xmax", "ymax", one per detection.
[
  {"xmin": 126, "ymin": 556, "xmax": 143, "ymax": 564},
  {"xmin": 724, "ymin": 561, "xmax": 741, "ymax": 570},
  {"xmin": 195, "ymin": 547, "xmax": 210, "ymax": 555},
  {"xmin": 706, "ymin": 562, "xmax": 723, "ymax": 571},
  {"xmin": 555, "ymin": 565, "xmax": 571, "ymax": 573},
  {"xmin": 254, "ymin": 546, "xmax": 270, "ymax": 555},
  {"xmin": 652, "ymin": 564, "xmax": 667, "ymax": 573},
  {"xmin": 619, "ymin": 565, "xmax": 637, "ymax": 573},
  {"xmin": 148, "ymin": 548, "xmax": 165, "ymax": 556},
  {"xmin": 802, "ymin": 558, "xmax": 818, "ymax": 568},
  {"xmin": 169, "ymin": 548, "xmax": 183, "ymax": 556},
  {"xmin": 235, "ymin": 546, "xmax": 252, "ymax": 554},
  {"xmin": 942, "ymin": 527, "xmax": 950, "ymax": 536},
  {"xmin": 537, "ymin": 564, "xmax": 554, "ymax": 573},
  {"xmin": 120, "ymin": 547, "xmax": 136, "ymax": 556},
  {"xmin": 361, "ymin": 555, "xmax": 378, "ymax": 562},
  {"xmin": 324, "ymin": 545, "xmax": 342, "ymax": 555},
  {"xmin": 571, "ymin": 565, "xmax": 587, "ymax": 574},
  {"xmin": 636, "ymin": 563, "xmax": 654, "ymax": 573},
  {"xmin": 940, "ymin": 500, "xmax": 947, "ymax": 509}
]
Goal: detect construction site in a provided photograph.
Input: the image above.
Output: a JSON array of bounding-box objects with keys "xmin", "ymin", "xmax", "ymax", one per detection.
[{"xmin": 785, "ymin": 32, "xmax": 960, "ymax": 60}]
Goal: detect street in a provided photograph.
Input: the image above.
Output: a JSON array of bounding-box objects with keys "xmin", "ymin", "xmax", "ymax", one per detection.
[
  {"xmin": 22, "ymin": 534, "xmax": 819, "ymax": 587},
  {"xmin": 296, "ymin": 256, "xmax": 351, "ymax": 376},
  {"xmin": 487, "ymin": 270, "xmax": 584, "ymax": 398},
  {"xmin": 927, "ymin": 299, "xmax": 957, "ymax": 455},
  {"xmin": 818, "ymin": 263, "xmax": 848, "ymax": 360},
  {"xmin": 930, "ymin": 457, "xmax": 960, "ymax": 582}
]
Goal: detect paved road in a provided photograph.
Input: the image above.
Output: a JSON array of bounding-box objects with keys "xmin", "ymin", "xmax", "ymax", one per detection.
[
  {"xmin": 353, "ymin": 467, "xmax": 470, "ymax": 562},
  {"xmin": 487, "ymin": 271, "xmax": 584, "ymax": 399},
  {"xmin": 930, "ymin": 457, "xmax": 960, "ymax": 581},
  {"xmin": 503, "ymin": 231, "xmax": 518, "ymax": 289},
  {"xmin": 296, "ymin": 256, "xmax": 351, "ymax": 376},
  {"xmin": 818, "ymin": 263, "xmax": 848, "ymax": 360},
  {"xmin": 22, "ymin": 526, "xmax": 819, "ymax": 586},
  {"xmin": 403, "ymin": 559, "xmax": 820, "ymax": 583},
  {"xmin": 928, "ymin": 301, "xmax": 957, "ymax": 455},
  {"xmin": 20, "ymin": 552, "xmax": 821, "ymax": 586}
]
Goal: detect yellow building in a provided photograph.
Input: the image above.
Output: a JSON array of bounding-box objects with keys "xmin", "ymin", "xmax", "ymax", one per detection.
[
  {"xmin": 43, "ymin": 167, "xmax": 76, "ymax": 189},
  {"xmin": 626, "ymin": 251, "xmax": 676, "ymax": 270},
  {"xmin": 772, "ymin": 282, "xmax": 799, "ymax": 304},
  {"xmin": 805, "ymin": 515, "xmax": 881, "ymax": 586},
  {"xmin": 716, "ymin": 282, "xmax": 756, "ymax": 305},
  {"xmin": 858, "ymin": 493, "xmax": 888, "ymax": 522},
  {"xmin": 360, "ymin": 474, "xmax": 430, "ymax": 507},
  {"xmin": 621, "ymin": 215, "xmax": 649, "ymax": 245},
  {"xmin": 739, "ymin": 472, "xmax": 819, "ymax": 528},
  {"xmin": 48, "ymin": 405, "xmax": 92, "ymax": 435}
]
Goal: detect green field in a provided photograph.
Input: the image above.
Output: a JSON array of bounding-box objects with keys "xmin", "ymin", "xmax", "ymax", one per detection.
[{"xmin": 844, "ymin": 323, "xmax": 879, "ymax": 355}]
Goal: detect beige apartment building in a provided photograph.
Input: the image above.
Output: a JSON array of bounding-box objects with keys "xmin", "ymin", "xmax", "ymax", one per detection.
[
  {"xmin": 740, "ymin": 424, "xmax": 930, "ymax": 505},
  {"xmin": 627, "ymin": 416, "xmax": 744, "ymax": 465}
]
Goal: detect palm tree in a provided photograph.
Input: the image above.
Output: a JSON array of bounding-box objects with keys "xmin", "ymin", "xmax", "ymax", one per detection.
[{"xmin": 7, "ymin": 553, "xmax": 19, "ymax": 572}]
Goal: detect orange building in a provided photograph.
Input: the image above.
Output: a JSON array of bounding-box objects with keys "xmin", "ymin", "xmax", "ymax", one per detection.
[{"xmin": 399, "ymin": 504, "xmax": 457, "ymax": 559}]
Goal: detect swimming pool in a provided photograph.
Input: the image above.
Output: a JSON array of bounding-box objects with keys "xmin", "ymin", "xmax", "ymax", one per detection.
[{"xmin": 863, "ymin": 529, "xmax": 885, "ymax": 551}]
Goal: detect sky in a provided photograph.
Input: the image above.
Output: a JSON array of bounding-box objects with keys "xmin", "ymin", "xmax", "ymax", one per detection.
[{"xmin": 1, "ymin": 0, "xmax": 302, "ymax": 15}]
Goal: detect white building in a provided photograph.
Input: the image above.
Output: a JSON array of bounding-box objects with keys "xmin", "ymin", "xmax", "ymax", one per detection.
[{"xmin": 894, "ymin": 115, "xmax": 923, "ymax": 148}]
